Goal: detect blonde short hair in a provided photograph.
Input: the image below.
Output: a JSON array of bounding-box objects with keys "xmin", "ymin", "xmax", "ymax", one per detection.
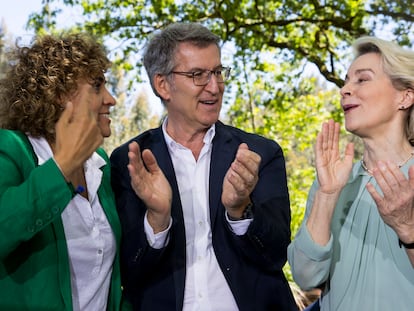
[{"xmin": 353, "ymin": 36, "xmax": 414, "ymax": 144}]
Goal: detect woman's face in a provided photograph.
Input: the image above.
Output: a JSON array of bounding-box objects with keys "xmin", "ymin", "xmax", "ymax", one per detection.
[
  {"xmin": 70, "ymin": 76, "xmax": 116, "ymax": 137},
  {"xmin": 340, "ymin": 52, "xmax": 405, "ymax": 138}
]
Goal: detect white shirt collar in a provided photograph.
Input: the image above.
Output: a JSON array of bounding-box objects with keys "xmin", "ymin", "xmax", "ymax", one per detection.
[
  {"xmin": 27, "ymin": 135, "xmax": 106, "ymax": 169},
  {"xmin": 162, "ymin": 117, "xmax": 216, "ymax": 150}
]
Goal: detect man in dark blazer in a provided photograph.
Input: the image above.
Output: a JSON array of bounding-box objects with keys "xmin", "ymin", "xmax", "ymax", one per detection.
[{"xmin": 110, "ymin": 22, "xmax": 298, "ymax": 311}]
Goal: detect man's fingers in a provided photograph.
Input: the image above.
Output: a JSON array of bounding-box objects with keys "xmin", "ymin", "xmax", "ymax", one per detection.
[
  {"xmin": 142, "ymin": 149, "xmax": 159, "ymax": 173},
  {"xmin": 128, "ymin": 141, "xmax": 141, "ymax": 155},
  {"xmin": 238, "ymin": 143, "xmax": 248, "ymax": 151},
  {"xmin": 128, "ymin": 142, "xmax": 143, "ymax": 169}
]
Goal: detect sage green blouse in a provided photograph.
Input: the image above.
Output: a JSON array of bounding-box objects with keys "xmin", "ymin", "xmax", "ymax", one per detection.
[{"xmin": 288, "ymin": 160, "xmax": 414, "ymax": 311}]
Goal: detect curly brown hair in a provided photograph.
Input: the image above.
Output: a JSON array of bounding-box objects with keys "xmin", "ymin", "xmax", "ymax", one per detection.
[{"xmin": 0, "ymin": 32, "xmax": 111, "ymax": 142}]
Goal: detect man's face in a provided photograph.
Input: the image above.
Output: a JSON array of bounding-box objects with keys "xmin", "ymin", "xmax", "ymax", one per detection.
[{"xmin": 163, "ymin": 42, "xmax": 225, "ymax": 134}]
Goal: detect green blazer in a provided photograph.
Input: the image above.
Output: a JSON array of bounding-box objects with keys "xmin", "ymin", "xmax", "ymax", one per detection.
[{"xmin": 0, "ymin": 130, "xmax": 122, "ymax": 310}]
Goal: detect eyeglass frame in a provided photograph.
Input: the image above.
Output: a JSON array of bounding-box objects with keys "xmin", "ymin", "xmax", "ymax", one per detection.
[{"xmin": 169, "ymin": 66, "xmax": 231, "ymax": 86}]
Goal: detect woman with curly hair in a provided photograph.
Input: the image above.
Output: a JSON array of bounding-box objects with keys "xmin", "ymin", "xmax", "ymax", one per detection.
[{"xmin": 0, "ymin": 32, "xmax": 121, "ymax": 310}]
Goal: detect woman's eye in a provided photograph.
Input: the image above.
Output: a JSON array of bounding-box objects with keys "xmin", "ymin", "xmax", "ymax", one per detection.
[
  {"xmin": 357, "ymin": 76, "xmax": 370, "ymax": 83},
  {"xmin": 93, "ymin": 76, "xmax": 105, "ymax": 91}
]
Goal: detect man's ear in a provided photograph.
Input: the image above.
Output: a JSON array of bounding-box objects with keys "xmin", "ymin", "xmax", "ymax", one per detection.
[{"xmin": 154, "ymin": 74, "xmax": 171, "ymax": 102}]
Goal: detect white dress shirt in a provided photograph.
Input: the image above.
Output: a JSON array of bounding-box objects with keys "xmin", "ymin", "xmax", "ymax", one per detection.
[
  {"xmin": 144, "ymin": 119, "xmax": 255, "ymax": 311},
  {"xmin": 28, "ymin": 136, "xmax": 116, "ymax": 311}
]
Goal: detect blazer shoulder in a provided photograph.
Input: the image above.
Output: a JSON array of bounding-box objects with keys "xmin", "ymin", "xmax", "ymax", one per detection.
[
  {"xmin": 216, "ymin": 122, "xmax": 282, "ymax": 151},
  {"xmin": 0, "ymin": 129, "xmax": 37, "ymax": 163},
  {"xmin": 111, "ymin": 127, "xmax": 163, "ymax": 155},
  {"xmin": 134, "ymin": 127, "xmax": 164, "ymax": 146},
  {"xmin": 0, "ymin": 129, "xmax": 30, "ymax": 148}
]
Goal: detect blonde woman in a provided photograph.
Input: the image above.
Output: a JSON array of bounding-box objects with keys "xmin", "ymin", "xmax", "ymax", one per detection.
[{"xmin": 289, "ymin": 36, "xmax": 414, "ymax": 311}]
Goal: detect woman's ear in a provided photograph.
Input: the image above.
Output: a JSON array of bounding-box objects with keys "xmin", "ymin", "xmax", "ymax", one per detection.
[
  {"xmin": 153, "ymin": 74, "xmax": 171, "ymax": 102},
  {"xmin": 57, "ymin": 95, "xmax": 68, "ymax": 111},
  {"xmin": 399, "ymin": 89, "xmax": 414, "ymax": 110}
]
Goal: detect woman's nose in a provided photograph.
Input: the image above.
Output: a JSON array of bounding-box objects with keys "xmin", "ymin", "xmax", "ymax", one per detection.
[{"xmin": 104, "ymin": 87, "xmax": 116, "ymax": 106}]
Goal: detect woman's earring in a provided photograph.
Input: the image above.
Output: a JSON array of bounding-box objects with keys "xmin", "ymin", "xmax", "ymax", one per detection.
[{"xmin": 399, "ymin": 105, "xmax": 406, "ymax": 110}]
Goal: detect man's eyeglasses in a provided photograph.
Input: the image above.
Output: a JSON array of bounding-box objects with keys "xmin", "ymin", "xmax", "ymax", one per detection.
[{"xmin": 170, "ymin": 67, "xmax": 231, "ymax": 86}]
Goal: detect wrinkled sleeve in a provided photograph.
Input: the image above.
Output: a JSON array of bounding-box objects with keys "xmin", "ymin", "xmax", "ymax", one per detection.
[
  {"xmin": 287, "ymin": 181, "xmax": 333, "ymax": 291},
  {"xmin": 0, "ymin": 131, "xmax": 74, "ymax": 260}
]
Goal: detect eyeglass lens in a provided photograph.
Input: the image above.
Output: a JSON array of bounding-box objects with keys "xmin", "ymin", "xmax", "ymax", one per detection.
[{"xmin": 194, "ymin": 68, "xmax": 230, "ymax": 85}]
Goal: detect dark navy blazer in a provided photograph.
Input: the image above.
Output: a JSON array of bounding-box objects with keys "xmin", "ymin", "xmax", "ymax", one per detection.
[{"xmin": 110, "ymin": 121, "xmax": 298, "ymax": 311}]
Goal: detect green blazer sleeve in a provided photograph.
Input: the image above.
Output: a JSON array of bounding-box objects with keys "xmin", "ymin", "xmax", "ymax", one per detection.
[
  {"xmin": 0, "ymin": 130, "xmax": 75, "ymax": 259},
  {"xmin": 0, "ymin": 130, "xmax": 75, "ymax": 309}
]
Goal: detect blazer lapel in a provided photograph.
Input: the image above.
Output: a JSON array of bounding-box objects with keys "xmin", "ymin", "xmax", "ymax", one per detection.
[
  {"xmin": 98, "ymin": 164, "xmax": 122, "ymax": 246},
  {"xmin": 149, "ymin": 128, "xmax": 183, "ymax": 215},
  {"xmin": 209, "ymin": 123, "xmax": 235, "ymax": 229},
  {"xmin": 149, "ymin": 128, "xmax": 186, "ymax": 310}
]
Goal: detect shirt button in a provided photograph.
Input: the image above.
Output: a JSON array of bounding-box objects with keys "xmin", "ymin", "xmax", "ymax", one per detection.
[{"xmin": 98, "ymin": 249, "xmax": 103, "ymax": 254}]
